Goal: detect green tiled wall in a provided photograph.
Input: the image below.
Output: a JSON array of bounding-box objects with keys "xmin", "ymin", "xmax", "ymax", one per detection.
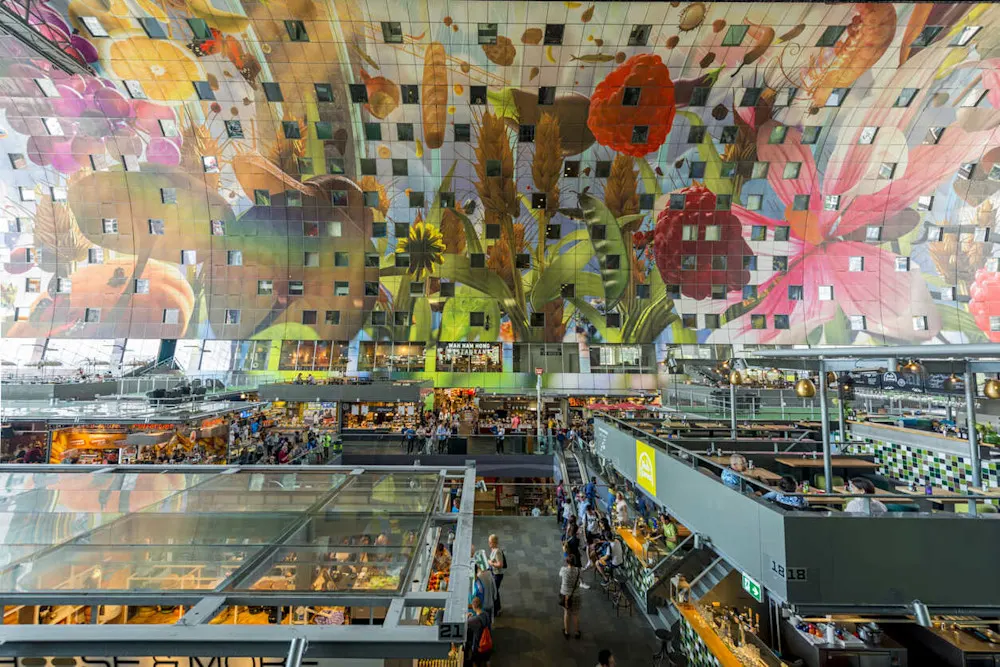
[
  {"xmin": 678, "ymin": 614, "xmax": 723, "ymax": 667},
  {"xmin": 846, "ymin": 440, "xmax": 1000, "ymax": 491}
]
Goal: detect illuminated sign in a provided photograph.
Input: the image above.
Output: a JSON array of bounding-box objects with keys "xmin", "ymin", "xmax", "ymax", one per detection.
[{"xmin": 635, "ymin": 439, "xmax": 657, "ymax": 495}]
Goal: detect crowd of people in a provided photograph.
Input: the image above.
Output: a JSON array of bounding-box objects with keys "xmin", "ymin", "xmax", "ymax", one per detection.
[{"xmin": 228, "ymin": 411, "xmax": 335, "ymax": 465}]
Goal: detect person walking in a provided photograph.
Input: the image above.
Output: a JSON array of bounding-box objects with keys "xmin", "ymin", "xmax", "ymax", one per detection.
[
  {"xmin": 463, "ymin": 596, "xmax": 492, "ymax": 667},
  {"xmin": 495, "ymin": 423, "xmax": 506, "ymax": 454},
  {"xmin": 487, "ymin": 534, "xmax": 506, "ymax": 616},
  {"xmin": 436, "ymin": 423, "xmax": 449, "ymax": 454},
  {"xmin": 559, "ymin": 555, "xmax": 582, "ymax": 639}
]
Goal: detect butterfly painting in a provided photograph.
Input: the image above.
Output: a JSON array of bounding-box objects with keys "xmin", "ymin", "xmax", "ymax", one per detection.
[{"xmin": 186, "ymin": 28, "xmax": 261, "ymax": 86}]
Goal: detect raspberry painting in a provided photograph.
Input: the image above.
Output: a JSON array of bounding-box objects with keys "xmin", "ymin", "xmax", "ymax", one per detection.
[
  {"xmin": 652, "ymin": 184, "xmax": 752, "ymax": 300},
  {"xmin": 969, "ymin": 269, "xmax": 1000, "ymax": 342},
  {"xmin": 587, "ymin": 54, "xmax": 677, "ymax": 157}
]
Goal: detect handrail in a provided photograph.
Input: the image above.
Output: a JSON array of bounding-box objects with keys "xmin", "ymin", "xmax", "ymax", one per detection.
[
  {"xmin": 649, "ymin": 532, "xmax": 696, "ymax": 580},
  {"xmin": 687, "ymin": 555, "xmax": 725, "ymax": 590}
]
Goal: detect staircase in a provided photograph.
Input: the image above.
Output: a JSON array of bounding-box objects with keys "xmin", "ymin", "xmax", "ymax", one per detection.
[
  {"xmin": 563, "ymin": 451, "xmax": 584, "ymax": 486},
  {"xmin": 648, "ymin": 547, "xmax": 733, "ymax": 632}
]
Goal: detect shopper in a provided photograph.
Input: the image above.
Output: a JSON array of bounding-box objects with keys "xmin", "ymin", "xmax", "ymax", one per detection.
[
  {"xmin": 563, "ymin": 516, "xmax": 581, "ymax": 565},
  {"xmin": 559, "ymin": 555, "xmax": 582, "ymax": 639},
  {"xmin": 561, "ymin": 495, "xmax": 574, "ymax": 530},
  {"xmin": 487, "ymin": 534, "xmax": 506, "ymax": 615},
  {"xmin": 464, "ymin": 596, "xmax": 492, "ymax": 667},
  {"xmin": 597, "ymin": 648, "xmax": 616, "ymax": 667},
  {"xmin": 436, "ymin": 423, "xmax": 450, "ymax": 454},
  {"xmin": 585, "ymin": 505, "xmax": 600, "ymax": 539},
  {"xmin": 845, "ymin": 478, "xmax": 888, "ymax": 515},
  {"xmin": 495, "ymin": 423, "xmax": 506, "ymax": 454},
  {"xmin": 614, "ymin": 492, "xmax": 628, "ymax": 527},
  {"xmin": 721, "ymin": 454, "xmax": 748, "ymax": 488}
]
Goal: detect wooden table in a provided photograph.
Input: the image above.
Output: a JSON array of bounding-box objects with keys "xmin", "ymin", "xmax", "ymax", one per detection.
[
  {"xmin": 705, "ymin": 456, "xmax": 783, "ymax": 483},
  {"xmin": 774, "ymin": 456, "xmax": 880, "ymax": 469},
  {"xmin": 804, "ymin": 485, "xmax": 893, "ymax": 505},
  {"xmin": 797, "ymin": 421, "xmax": 822, "ymax": 429},
  {"xmin": 893, "ymin": 485, "xmax": 1000, "ymax": 502},
  {"xmin": 695, "ymin": 422, "xmax": 729, "ymax": 429}
]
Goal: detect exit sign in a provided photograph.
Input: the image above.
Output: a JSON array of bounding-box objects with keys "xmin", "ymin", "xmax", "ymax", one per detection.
[{"xmin": 742, "ymin": 572, "xmax": 762, "ymax": 603}]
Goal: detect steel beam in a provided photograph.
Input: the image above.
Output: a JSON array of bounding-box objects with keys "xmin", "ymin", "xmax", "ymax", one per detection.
[
  {"xmin": 819, "ymin": 361, "xmax": 833, "ymax": 494},
  {"xmin": 443, "ymin": 466, "xmax": 476, "ymax": 630},
  {"xmin": 0, "ymin": 5, "xmax": 93, "ymax": 76},
  {"xmin": 177, "ymin": 596, "xmax": 226, "ymax": 626},
  {"xmin": 755, "ymin": 344, "xmax": 1000, "ymax": 359}
]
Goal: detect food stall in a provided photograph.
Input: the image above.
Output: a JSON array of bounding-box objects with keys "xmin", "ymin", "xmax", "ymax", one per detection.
[
  {"xmin": 342, "ymin": 401, "xmax": 419, "ymax": 432},
  {"xmin": 435, "ymin": 342, "xmax": 503, "ymax": 373}
]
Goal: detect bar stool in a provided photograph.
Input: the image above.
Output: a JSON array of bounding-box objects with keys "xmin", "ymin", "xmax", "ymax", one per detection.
[{"xmin": 652, "ymin": 629, "xmax": 672, "ymax": 666}]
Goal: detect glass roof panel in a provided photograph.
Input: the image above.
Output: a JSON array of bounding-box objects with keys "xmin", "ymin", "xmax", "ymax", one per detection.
[
  {"xmin": 193, "ymin": 471, "xmax": 347, "ymax": 493},
  {"xmin": 143, "ymin": 489, "xmax": 326, "ymax": 513},
  {"xmin": 0, "ymin": 488, "xmax": 180, "ymax": 513},
  {"xmin": 319, "ymin": 472, "xmax": 440, "ymax": 513},
  {"xmin": 75, "ymin": 513, "xmax": 297, "ymax": 546},
  {"xmin": 236, "ymin": 546, "xmax": 407, "ymax": 593}
]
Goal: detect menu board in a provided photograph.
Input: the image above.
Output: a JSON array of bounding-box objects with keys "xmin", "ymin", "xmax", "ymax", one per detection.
[{"xmin": 846, "ymin": 371, "xmax": 965, "ymax": 395}]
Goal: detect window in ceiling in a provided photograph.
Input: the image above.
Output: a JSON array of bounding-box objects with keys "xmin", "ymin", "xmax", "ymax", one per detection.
[
  {"xmin": 470, "ymin": 86, "xmax": 487, "ymax": 105},
  {"xmin": 622, "ymin": 87, "xmax": 641, "ymax": 106},
  {"xmin": 315, "ymin": 83, "xmax": 334, "ymax": 102},
  {"xmin": 225, "ymin": 120, "xmax": 243, "ymax": 138},
  {"xmin": 315, "ymin": 121, "xmax": 333, "ymax": 140},
  {"xmin": 188, "ymin": 18, "xmax": 211, "ymax": 39},
  {"xmin": 628, "ymin": 24, "xmax": 651, "ymax": 46},
  {"xmin": 538, "ymin": 87, "xmax": 555, "ymax": 106},
  {"xmin": 826, "ymin": 88, "xmax": 849, "ymax": 106},
  {"xmin": 741, "ymin": 87, "xmax": 762, "ymax": 107},
  {"xmin": 925, "ymin": 127, "xmax": 944, "ymax": 144},
  {"xmin": 544, "ymin": 24, "xmax": 564, "ymax": 45},
  {"xmin": 263, "ymin": 82, "xmax": 283, "ymax": 101},
  {"xmin": 80, "ymin": 16, "xmax": 109, "ymax": 37},
  {"xmin": 381, "ymin": 21, "xmax": 403, "ymax": 43},
  {"xmin": 911, "ymin": 25, "xmax": 942, "ymax": 47},
  {"xmin": 193, "ymin": 81, "xmax": 214, "ymax": 100},
  {"xmin": 349, "ymin": 84, "xmax": 368, "ymax": 103},
  {"xmin": 952, "ymin": 25, "xmax": 981, "ymax": 46},
  {"xmin": 858, "ymin": 126, "xmax": 878, "ymax": 144},
  {"xmin": 816, "ymin": 25, "xmax": 846, "ymax": 47},
  {"xmin": 285, "ymin": 20, "xmax": 308, "ymax": 42},
  {"xmin": 721, "ymin": 24, "xmax": 748, "ymax": 46},
  {"xmin": 802, "ymin": 126, "xmax": 821, "ymax": 144},
  {"xmin": 478, "ymin": 23, "xmax": 498, "ymax": 44},
  {"xmin": 283, "ymin": 121, "xmax": 301, "ymax": 139},
  {"xmin": 895, "ymin": 88, "xmax": 919, "ymax": 107},
  {"xmin": 139, "ymin": 17, "xmax": 167, "ymax": 38}
]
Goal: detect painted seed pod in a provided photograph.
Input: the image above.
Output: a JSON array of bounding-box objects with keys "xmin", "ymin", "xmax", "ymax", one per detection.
[{"xmin": 422, "ymin": 42, "xmax": 448, "ymax": 149}]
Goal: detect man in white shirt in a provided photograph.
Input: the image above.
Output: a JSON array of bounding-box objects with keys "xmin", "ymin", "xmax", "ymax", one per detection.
[{"xmin": 844, "ymin": 478, "xmax": 888, "ymax": 515}]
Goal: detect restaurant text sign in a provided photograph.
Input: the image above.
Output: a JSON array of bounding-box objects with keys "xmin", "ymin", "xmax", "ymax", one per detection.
[{"xmin": 635, "ymin": 439, "xmax": 657, "ymax": 495}]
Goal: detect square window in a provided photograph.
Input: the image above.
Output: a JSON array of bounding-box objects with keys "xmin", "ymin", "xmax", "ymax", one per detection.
[
  {"xmin": 301, "ymin": 310, "xmax": 318, "ymax": 325},
  {"xmin": 334, "ymin": 281, "xmax": 349, "ymax": 296},
  {"xmin": 895, "ymin": 88, "xmax": 919, "ymax": 107},
  {"xmin": 802, "ymin": 126, "xmax": 821, "ymax": 144},
  {"xmin": 326, "ymin": 310, "xmax": 341, "ymax": 325},
  {"xmin": 288, "ymin": 280, "xmax": 304, "ymax": 296},
  {"xmin": 716, "ymin": 194, "xmax": 732, "ymax": 210},
  {"xmin": 51, "ymin": 186, "xmax": 67, "ymax": 202},
  {"xmin": 356, "ymin": 159, "xmax": 375, "ymax": 176},
  {"xmin": 818, "ymin": 285, "xmax": 834, "ymax": 301},
  {"xmin": 774, "ymin": 226, "xmax": 790, "ymax": 241},
  {"xmin": 741, "ymin": 87, "xmax": 762, "ymax": 107},
  {"xmin": 895, "ymin": 257, "xmax": 911, "ymax": 272},
  {"xmin": 349, "ymin": 84, "xmax": 368, "ymax": 103},
  {"xmin": 139, "ymin": 16, "xmax": 167, "ymax": 38},
  {"xmin": 8, "ymin": 153, "xmax": 25, "ymax": 169},
  {"xmin": 394, "ymin": 222, "xmax": 410, "ymax": 237},
  {"xmin": 532, "ymin": 193, "xmax": 547, "ymax": 210},
  {"xmin": 670, "ymin": 194, "xmax": 687, "ymax": 210},
  {"xmin": 314, "ymin": 121, "xmax": 333, "ymax": 140},
  {"xmin": 826, "ymin": 88, "xmax": 849, "ymax": 107},
  {"xmin": 866, "ymin": 226, "xmax": 882, "ymax": 241},
  {"xmin": 224, "ymin": 120, "xmax": 243, "ymax": 138},
  {"xmin": 912, "ymin": 25, "xmax": 943, "ymax": 48},
  {"xmin": 631, "ymin": 126, "xmax": 649, "ymax": 144},
  {"xmin": 303, "ymin": 221, "xmax": 319, "ymax": 237},
  {"xmin": 88, "ymin": 247, "xmax": 103, "ymax": 263},
  {"xmin": 394, "ymin": 122, "xmax": 415, "ymax": 141},
  {"xmin": 518, "ymin": 124, "xmax": 536, "ymax": 142},
  {"xmin": 531, "ymin": 312, "xmax": 546, "ymax": 327},
  {"xmin": 681, "ymin": 224, "xmax": 698, "ymax": 241},
  {"xmin": 750, "ymin": 225, "xmax": 767, "ymax": 241},
  {"xmin": 486, "ymin": 159, "xmax": 502, "ymax": 177},
  {"xmin": 24, "ymin": 278, "xmax": 39, "ymax": 293},
  {"xmin": 788, "ymin": 285, "xmax": 804, "ymax": 300},
  {"xmin": 917, "ymin": 195, "xmax": 934, "ymax": 211},
  {"xmin": 193, "ymin": 81, "xmax": 214, "ymax": 100},
  {"xmin": 187, "ymin": 17, "xmax": 211, "ymax": 38},
  {"xmin": 394, "ymin": 311, "xmax": 410, "ymax": 326},
  {"xmin": 859, "ymin": 126, "xmax": 878, "ymax": 144},
  {"xmin": 123, "ymin": 80, "xmax": 146, "ymax": 99},
  {"xmin": 296, "ymin": 158, "xmax": 313, "ymax": 175},
  {"xmin": 544, "ymin": 24, "xmax": 564, "ymax": 45},
  {"xmin": 639, "ymin": 193, "xmax": 655, "ymax": 210},
  {"xmin": 102, "ymin": 218, "xmax": 118, "ymax": 234},
  {"xmin": 879, "ymin": 162, "xmax": 896, "ymax": 180},
  {"xmin": 561, "ymin": 283, "xmax": 575, "ymax": 298},
  {"xmin": 381, "ymin": 21, "xmax": 403, "ymax": 43},
  {"xmin": 953, "ymin": 26, "xmax": 981, "ymax": 46},
  {"xmin": 257, "ymin": 280, "xmax": 273, "ymax": 295},
  {"xmin": 913, "ymin": 315, "xmax": 928, "ymax": 331},
  {"xmin": 710, "ymin": 255, "xmax": 726, "ymax": 270},
  {"xmin": 160, "ymin": 187, "xmax": 176, "ymax": 204},
  {"xmin": 225, "ymin": 309, "xmax": 241, "ymax": 325},
  {"xmin": 202, "ymin": 155, "xmax": 219, "ymax": 173},
  {"xmin": 314, "ymin": 83, "xmax": 334, "ymax": 102},
  {"xmin": 681, "ymin": 313, "xmax": 697, "ymax": 329},
  {"xmin": 816, "ymin": 25, "xmax": 846, "ymax": 47},
  {"xmin": 704, "ymin": 224, "xmax": 721, "ymax": 241},
  {"xmin": 485, "ymin": 223, "xmax": 501, "ymax": 239},
  {"xmin": 261, "ymin": 82, "xmax": 282, "ymax": 102},
  {"xmin": 925, "ymin": 127, "xmax": 945, "ymax": 145},
  {"xmin": 959, "ymin": 162, "xmax": 976, "ymax": 179},
  {"xmin": 595, "ymin": 161, "xmax": 611, "ymax": 178},
  {"xmin": 743, "ymin": 256, "xmax": 757, "ymax": 270},
  {"xmin": 282, "ymin": 121, "xmax": 301, "ymax": 139},
  {"xmin": 470, "ymin": 86, "xmax": 487, "ymax": 105},
  {"xmin": 135, "ymin": 279, "xmax": 150, "ymax": 294},
  {"xmin": 363, "ymin": 122, "xmax": 382, "ymax": 141},
  {"xmin": 690, "ymin": 87, "xmax": 710, "ymax": 106},
  {"xmin": 705, "ymin": 314, "xmax": 721, "ymax": 329},
  {"xmin": 989, "ymin": 164, "xmax": 1000, "ymax": 182},
  {"xmin": 84, "ymin": 308, "xmax": 101, "ymax": 323},
  {"xmin": 370, "ymin": 311, "xmax": 386, "ymax": 326},
  {"xmin": 455, "ymin": 124, "xmax": 471, "ymax": 142},
  {"xmin": 849, "ymin": 256, "xmax": 865, "ymax": 272},
  {"xmin": 592, "ymin": 224, "xmax": 606, "ymax": 240},
  {"xmin": 564, "ymin": 161, "xmax": 580, "ymax": 177},
  {"xmin": 331, "ymin": 189, "xmax": 349, "ymax": 207},
  {"xmin": 538, "ymin": 87, "xmax": 556, "ymax": 105},
  {"xmin": 636, "ymin": 283, "xmax": 651, "ymax": 299},
  {"xmin": 364, "ymin": 253, "xmax": 379, "ymax": 268},
  {"xmin": 848, "ymin": 315, "xmax": 866, "ymax": 331},
  {"xmin": 975, "ymin": 227, "xmax": 991, "ymax": 242},
  {"xmin": 751, "ymin": 314, "xmax": 767, "ymax": 330},
  {"xmin": 285, "ymin": 19, "xmax": 308, "ymax": 41},
  {"xmin": 690, "ymin": 161, "xmax": 706, "ymax": 178},
  {"xmin": 43, "ymin": 117, "xmax": 63, "ymax": 135},
  {"xmin": 56, "ymin": 278, "xmax": 71, "ymax": 293},
  {"xmin": 181, "ymin": 250, "xmax": 196, "ymax": 265},
  {"xmin": 401, "ymin": 85, "xmax": 419, "ymax": 104},
  {"xmin": 471, "ymin": 253, "xmax": 486, "ymax": 268},
  {"xmin": 440, "ymin": 282, "xmax": 455, "ymax": 297},
  {"xmin": 792, "ymin": 194, "xmax": 810, "ymax": 211},
  {"xmin": 628, "ymin": 24, "xmax": 651, "ymax": 46},
  {"xmin": 409, "ymin": 191, "xmax": 425, "ymax": 208},
  {"xmin": 721, "ymin": 24, "xmax": 748, "ymax": 46},
  {"xmin": 942, "ymin": 287, "xmax": 956, "ymax": 301},
  {"xmin": 392, "ymin": 159, "xmax": 408, "ymax": 176},
  {"xmin": 608, "ymin": 313, "xmax": 624, "ymax": 328},
  {"xmin": 254, "ymin": 189, "xmax": 270, "ymax": 206},
  {"xmin": 824, "ymin": 194, "xmax": 841, "ymax": 211},
  {"xmin": 774, "ymin": 314, "xmax": 790, "ymax": 329},
  {"xmin": 666, "ymin": 284, "xmax": 681, "ymax": 298},
  {"xmin": 719, "ymin": 126, "xmax": 738, "ymax": 144},
  {"xmin": 772, "ymin": 256, "xmax": 788, "ymax": 271},
  {"xmin": 470, "ymin": 312, "xmax": 486, "ymax": 327},
  {"xmin": 768, "ymin": 125, "xmax": 787, "ymax": 144},
  {"xmin": 395, "ymin": 253, "xmax": 409, "ymax": 268},
  {"xmin": 80, "ymin": 16, "xmax": 109, "ymax": 37},
  {"xmin": 751, "ymin": 162, "xmax": 770, "ymax": 179},
  {"xmin": 622, "ymin": 87, "xmax": 641, "ymax": 106},
  {"xmin": 604, "ymin": 255, "xmax": 620, "ymax": 270},
  {"xmin": 407, "ymin": 281, "xmax": 425, "ymax": 296},
  {"xmin": 720, "ymin": 161, "xmax": 737, "ymax": 177},
  {"xmin": 546, "ymin": 224, "xmax": 561, "ymax": 240},
  {"xmin": 783, "ymin": 162, "xmax": 801, "ymax": 179},
  {"xmin": 687, "ymin": 126, "xmax": 707, "ymax": 144},
  {"xmin": 148, "ymin": 219, "xmax": 165, "ymax": 235},
  {"xmin": 328, "ymin": 157, "xmax": 345, "ymax": 174},
  {"xmin": 304, "ymin": 251, "xmax": 319, "ymax": 267},
  {"xmin": 440, "ymin": 192, "xmax": 455, "ymax": 208},
  {"xmin": 478, "ymin": 22, "xmax": 498, "ymax": 44}
]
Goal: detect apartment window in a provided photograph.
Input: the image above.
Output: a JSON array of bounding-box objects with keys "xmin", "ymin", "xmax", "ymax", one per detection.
[
  {"xmin": 470, "ymin": 86, "xmax": 487, "ymax": 105},
  {"xmin": 622, "ymin": 87, "xmax": 641, "ymax": 107},
  {"xmin": 546, "ymin": 224, "xmax": 561, "ymax": 241},
  {"xmin": 84, "ymin": 308, "xmax": 100, "ymax": 323},
  {"xmin": 741, "ymin": 87, "xmax": 763, "ymax": 107},
  {"xmin": 314, "ymin": 83, "xmax": 334, "ymax": 102},
  {"xmin": 895, "ymin": 88, "xmax": 919, "ymax": 107},
  {"xmin": 135, "ymin": 279, "xmax": 150, "ymax": 294},
  {"xmin": 773, "ymin": 256, "xmax": 788, "ymax": 271},
  {"xmin": 975, "ymin": 227, "xmax": 991, "ymax": 243},
  {"xmin": 563, "ymin": 161, "xmax": 581, "ymax": 178},
  {"xmin": 440, "ymin": 282, "xmax": 455, "ymax": 297},
  {"xmin": 681, "ymin": 314, "xmax": 697, "ymax": 329},
  {"xmin": 743, "ymin": 256, "xmax": 757, "ymax": 270},
  {"xmin": 80, "ymin": 16, "xmax": 109, "ymax": 37},
  {"xmin": 716, "ymin": 194, "xmax": 732, "ymax": 210},
  {"xmin": 88, "ymin": 247, "xmax": 104, "ymax": 264},
  {"xmin": 381, "ymin": 21, "xmax": 402, "ymax": 43},
  {"xmin": 370, "ymin": 311, "xmax": 387, "ymax": 326},
  {"xmin": 719, "ymin": 126, "xmax": 738, "ymax": 144},
  {"xmin": 254, "ymin": 189, "xmax": 270, "ymax": 206},
  {"xmin": 709, "ymin": 255, "xmax": 724, "ymax": 270},
  {"xmin": 792, "ymin": 194, "xmax": 810, "ymax": 211},
  {"xmin": 349, "ymin": 84, "xmax": 368, "ymax": 103},
  {"xmin": 312, "ymin": 121, "xmax": 333, "ymax": 140},
  {"xmin": 8, "ymin": 153, "xmax": 25, "ymax": 169},
  {"xmin": 859, "ymin": 126, "xmax": 878, "ymax": 144},
  {"xmin": 788, "ymin": 285, "xmax": 804, "ymax": 301},
  {"xmin": 42, "ymin": 117, "xmax": 63, "ymax": 136},
  {"xmin": 470, "ymin": 312, "xmax": 486, "ymax": 328},
  {"xmin": 148, "ymin": 219, "xmax": 165, "ymax": 235},
  {"xmin": 751, "ymin": 162, "xmax": 769, "ymax": 179},
  {"xmin": 282, "ymin": 121, "xmax": 301, "ymax": 139},
  {"xmin": 824, "ymin": 194, "xmax": 841, "ymax": 211},
  {"xmin": 816, "ymin": 25, "xmax": 846, "ymax": 47},
  {"xmin": 818, "ymin": 285, "xmax": 834, "ymax": 301},
  {"xmin": 257, "ymin": 280, "xmax": 273, "ymax": 295},
  {"xmin": 485, "ymin": 159, "xmax": 502, "ymax": 178},
  {"xmin": 538, "ymin": 87, "xmax": 555, "ymax": 106},
  {"xmin": 394, "ymin": 253, "xmax": 410, "ymax": 269},
  {"xmin": 181, "ymin": 250, "xmax": 197, "ymax": 265},
  {"xmin": 774, "ymin": 226, "xmax": 790, "ymax": 242},
  {"xmin": 866, "ymin": 226, "xmax": 882, "ymax": 241},
  {"xmin": 722, "ymin": 24, "xmax": 748, "ymax": 46},
  {"xmin": 749, "ymin": 224, "xmax": 766, "ymax": 241},
  {"xmin": 478, "ymin": 22, "xmax": 498, "ymax": 44},
  {"xmin": 666, "ymin": 284, "xmax": 681, "ymax": 298},
  {"xmin": 360, "ymin": 122, "xmax": 381, "ymax": 141},
  {"xmin": 50, "ymin": 186, "xmax": 67, "ymax": 202},
  {"xmin": 334, "ymin": 281, "xmax": 349, "ymax": 296},
  {"xmin": 912, "ymin": 25, "xmax": 942, "ymax": 47},
  {"xmin": 102, "ymin": 218, "xmax": 118, "ymax": 234},
  {"xmin": 942, "ymin": 287, "xmax": 956, "ymax": 301},
  {"xmin": 879, "ymin": 162, "xmax": 896, "ymax": 180},
  {"xmin": 989, "ymin": 164, "xmax": 1000, "ymax": 182},
  {"xmin": 202, "ymin": 155, "xmax": 219, "ymax": 173},
  {"xmin": 285, "ymin": 19, "xmax": 308, "ymax": 41},
  {"xmin": 592, "ymin": 225, "xmax": 606, "ymax": 241},
  {"xmin": 23, "ymin": 277, "xmax": 39, "ymax": 293},
  {"xmin": 604, "ymin": 255, "xmax": 620, "ymax": 270},
  {"xmin": 139, "ymin": 17, "xmax": 167, "ymax": 38},
  {"xmin": 532, "ymin": 193, "xmax": 547, "ymax": 210},
  {"xmin": 768, "ymin": 125, "xmax": 787, "ymax": 144},
  {"xmin": 925, "ymin": 127, "xmax": 945, "ymax": 145},
  {"xmin": 595, "ymin": 161, "xmax": 611, "ymax": 178},
  {"xmin": 359, "ymin": 158, "xmax": 376, "ymax": 176},
  {"xmin": 913, "ymin": 315, "xmax": 928, "ymax": 331},
  {"xmin": 953, "ymin": 26, "xmax": 981, "ymax": 46},
  {"xmin": 958, "ymin": 162, "xmax": 976, "ymax": 179},
  {"xmin": 750, "ymin": 314, "xmax": 767, "ymax": 330},
  {"xmin": 687, "ymin": 126, "xmax": 706, "ymax": 144},
  {"xmin": 158, "ymin": 188, "xmax": 176, "ymax": 204},
  {"xmin": 328, "ymin": 158, "xmax": 345, "ymax": 174},
  {"xmin": 394, "ymin": 222, "xmax": 409, "ymax": 238},
  {"xmin": 632, "ymin": 125, "xmax": 649, "ymax": 144},
  {"xmin": 403, "ymin": 191, "xmax": 422, "ymax": 208},
  {"xmin": 783, "ymin": 162, "xmax": 802, "ymax": 179},
  {"xmin": 802, "ymin": 126, "xmax": 821, "ymax": 144},
  {"xmin": 121, "ymin": 79, "xmax": 146, "ymax": 100},
  {"xmin": 917, "ymin": 195, "xmax": 934, "ymax": 211},
  {"xmin": 401, "ymin": 85, "xmax": 418, "ymax": 104},
  {"xmin": 627, "ymin": 23, "xmax": 652, "ymax": 46},
  {"xmin": 895, "ymin": 257, "xmax": 911, "ymax": 272},
  {"xmin": 849, "ymin": 315, "xmax": 867, "ymax": 331},
  {"xmin": 364, "ymin": 281, "xmax": 379, "ymax": 296},
  {"xmin": 704, "ymin": 225, "xmax": 721, "ymax": 241},
  {"xmin": 372, "ymin": 222, "xmax": 386, "ymax": 238},
  {"xmin": 391, "ymin": 159, "xmax": 408, "ymax": 177},
  {"xmin": 485, "ymin": 223, "xmax": 501, "ymax": 239},
  {"xmin": 288, "ymin": 280, "xmax": 304, "ymax": 296},
  {"xmin": 440, "ymin": 192, "xmax": 455, "ymax": 208},
  {"xmin": 605, "ymin": 313, "xmax": 621, "ymax": 330},
  {"xmin": 690, "ymin": 87, "xmax": 710, "ymax": 106},
  {"xmin": 224, "ymin": 120, "xmax": 243, "ymax": 138},
  {"xmin": 302, "ymin": 251, "xmax": 319, "ymax": 267},
  {"xmin": 670, "ymin": 194, "xmax": 687, "ymax": 211},
  {"xmin": 774, "ymin": 314, "xmax": 790, "ymax": 329},
  {"xmin": 324, "ymin": 310, "xmax": 341, "ymax": 325},
  {"xmin": 704, "ymin": 314, "xmax": 721, "ymax": 330},
  {"xmin": 720, "ymin": 162, "xmax": 736, "ymax": 178},
  {"xmin": 160, "ymin": 308, "xmax": 180, "ymax": 325},
  {"xmin": 362, "ymin": 252, "xmax": 379, "ymax": 269},
  {"xmin": 826, "ymin": 88, "xmax": 849, "ymax": 106},
  {"xmin": 517, "ymin": 124, "xmax": 536, "ymax": 142},
  {"xmin": 193, "ymin": 81, "xmax": 214, "ymax": 100},
  {"xmin": 681, "ymin": 224, "xmax": 698, "ymax": 241},
  {"xmin": 454, "ymin": 124, "xmax": 471, "ymax": 142},
  {"xmin": 639, "ymin": 193, "xmax": 655, "ymax": 210},
  {"xmin": 849, "ymin": 256, "xmax": 865, "ymax": 272},
  {"xmin": 301, "ymin": 310, "xmax": 317, "ymax": 326},
  {"xmin": 544, "ymin": 23, "xmax": 564, "ymax": 45},
  {"xmin": 471, "ymin": 253, "xmax": 487, "ymax": 269},
  {"xmin": 262, "ymin": 82, "xmax": 283, "ymax": 102},
  {"xmin": 636, "ymin": 283, "xmax": 651, "ymax": 299}
]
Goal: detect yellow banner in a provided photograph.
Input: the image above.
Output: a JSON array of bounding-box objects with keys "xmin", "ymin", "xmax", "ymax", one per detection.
[{"xmin": 635, "ymin": 439, "xmax": 657, "ymax": 495}]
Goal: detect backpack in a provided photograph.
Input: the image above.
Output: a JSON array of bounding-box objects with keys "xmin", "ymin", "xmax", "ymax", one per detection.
[
  {"xmin": 501, "ymin": 550, "xmax": 508, "ymax": 569},
  {"xmin": 476, "ymin": 620, "xmax": 493, "ymax": 653}
]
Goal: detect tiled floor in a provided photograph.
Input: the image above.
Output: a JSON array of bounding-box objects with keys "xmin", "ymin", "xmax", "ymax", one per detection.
[{"xmin": 472, "ymin": 516, "xmax": 658, "ymax": 667}]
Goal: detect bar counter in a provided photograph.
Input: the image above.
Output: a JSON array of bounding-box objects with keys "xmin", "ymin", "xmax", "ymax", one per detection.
[{"xmin": 614, "ymin": 527, "xmax": 658, "ymax": 611}]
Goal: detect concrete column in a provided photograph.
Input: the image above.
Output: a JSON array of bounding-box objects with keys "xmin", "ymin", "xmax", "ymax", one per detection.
[{"xmin": 819, "ymin": 361, "xmax": 833, "ymax": 493}]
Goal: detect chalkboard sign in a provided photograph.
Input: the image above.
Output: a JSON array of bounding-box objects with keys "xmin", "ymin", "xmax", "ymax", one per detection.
[
  {"xmin": 925, "ymin": 373, "xmax": 965, "ymax": 394},
  {"xmin": 848, "ymin": 371, "xmax": 882, "ymax": 389}
]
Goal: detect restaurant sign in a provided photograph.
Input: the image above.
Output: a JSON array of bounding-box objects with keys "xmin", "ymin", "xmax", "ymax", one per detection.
[
  {"xmin": 741, "ymin": 572, "xmax": 763, "ymax": 603},
  {"xmin": 846, "ymin": 371, "xmax": 965, "ymax": 396},
  {"xmin": 635, "ymin": 439, "xmax": 657, "ymax": 495}
]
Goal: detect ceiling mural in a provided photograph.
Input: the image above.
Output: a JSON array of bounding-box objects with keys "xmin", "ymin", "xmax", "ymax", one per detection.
[{"xmin": 2, "ymin": 1, "xmax": 1000, "ymax": 372}]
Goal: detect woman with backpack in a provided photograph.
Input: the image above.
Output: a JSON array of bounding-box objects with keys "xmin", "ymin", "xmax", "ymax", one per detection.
[
  {"xmin": 464, "ymin": 596, "xmax": 492, "ymax": 666},
  {"xmin": 487, "ymin": 534, "xmax": 506, "ymax": 616}
]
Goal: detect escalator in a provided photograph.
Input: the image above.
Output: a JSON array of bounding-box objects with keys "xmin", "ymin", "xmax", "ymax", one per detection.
[{"xmin": 563, "ymin": 451, "xmax": 584, "ymax": 486}]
